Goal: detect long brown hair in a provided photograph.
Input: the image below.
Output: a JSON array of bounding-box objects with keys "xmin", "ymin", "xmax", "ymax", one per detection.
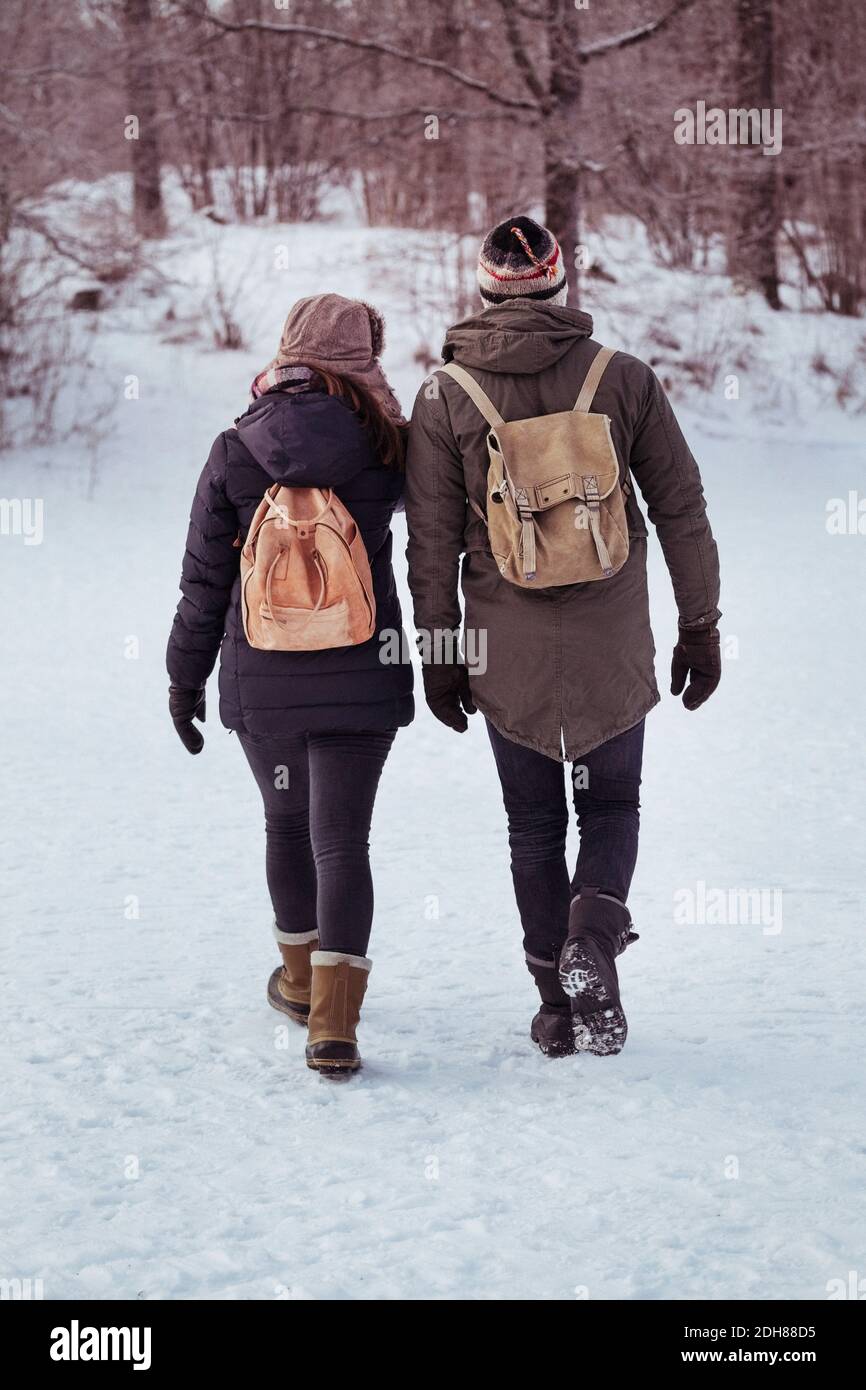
[{"xmin": 315, "ymin": 369, "xmax": 406, "ymax": 471}]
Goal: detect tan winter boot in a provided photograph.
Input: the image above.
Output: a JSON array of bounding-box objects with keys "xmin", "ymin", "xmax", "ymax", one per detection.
[
  {"xmin": 305, "ymin": 950, "xmax": 371, "ymax": 1076},
  {"xmin": 267, "ymin": 925, "xmax": 318, "ymax": 1026}
]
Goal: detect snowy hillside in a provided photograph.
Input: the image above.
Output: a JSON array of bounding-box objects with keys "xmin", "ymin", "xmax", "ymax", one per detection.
[{"xmin": 1, "ymin": 190, "xmax": 865, "ymax": 1300}]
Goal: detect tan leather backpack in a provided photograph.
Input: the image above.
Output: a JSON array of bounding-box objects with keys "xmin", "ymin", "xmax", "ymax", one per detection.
[
  {"xmin": 440, "ymin": 346, "xmax": 630, "ymax": 588},
  {"xmin": 240, "ymin": 485, "xmax": 376, "ymax": 651}
]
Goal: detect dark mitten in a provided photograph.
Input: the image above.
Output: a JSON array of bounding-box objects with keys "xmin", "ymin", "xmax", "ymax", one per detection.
[
  {"xmin": 421, "ymin": 663, "xmax": 477, "ymax": 733},
  {"xmin": 670, "ymin": 624, "xmax": 721, "ymax": 711},
  {"xmin": 169, "ymin": 684, "xmax": 206, "ymax": 754}
]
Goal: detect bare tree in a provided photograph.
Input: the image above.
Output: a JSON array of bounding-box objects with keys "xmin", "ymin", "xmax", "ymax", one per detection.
[
  {"xmin": 728, "ymin": 0, "xmax": 781, "ymax": 307},
  {"xmin": 124, "ymin": 0, "xmax": 167, "ymax": 237}
]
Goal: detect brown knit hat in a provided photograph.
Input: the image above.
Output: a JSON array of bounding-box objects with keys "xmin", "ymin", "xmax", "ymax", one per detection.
[
  {"xmin": 263, "ymin": 294, "xmax": 406, "ymax": 422},
  {"xmin": 477, "ymin": 215, "xmax": 568, "ymax": 307}
]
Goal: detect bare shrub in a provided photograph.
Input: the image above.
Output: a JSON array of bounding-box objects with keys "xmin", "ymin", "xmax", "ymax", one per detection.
[{"xmin": 201, "ymin": 240, "xmax": 250, "ymax": 351}]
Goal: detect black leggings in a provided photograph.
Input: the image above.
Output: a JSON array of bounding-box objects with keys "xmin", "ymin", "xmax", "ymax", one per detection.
[{"xmin": 239, "ymin": 729, "xmax": 396, "ymax": 957}]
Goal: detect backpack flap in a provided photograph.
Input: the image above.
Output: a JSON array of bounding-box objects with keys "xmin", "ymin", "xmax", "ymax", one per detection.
[{"xmin": 493, "ymin": 411, "xmax": 620, "ymax": 503}]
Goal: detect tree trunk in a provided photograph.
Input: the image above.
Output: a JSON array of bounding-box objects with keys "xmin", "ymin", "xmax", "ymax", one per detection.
[
  {"xmin": 124, "ymin": 0, "xmax": 166, "ymax": 238},
  {"xmin": 730, "ymin": 0, "xmax": 781, "ymax": 308},
  {"xmin": 543, "ymin": 0, "xmax": 582, "ymax": 307},
  {"xmin": 431, "ymin": 0, "xmax": 469, "ymax": 230}
]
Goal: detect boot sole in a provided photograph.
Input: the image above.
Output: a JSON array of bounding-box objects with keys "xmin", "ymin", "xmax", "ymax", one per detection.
[
  {"xmin": 531, "ymin": 1035, "xmax": 576, "ymax": 1059},
  {"xmin": 305, "ymin": 1057, "xmax": 361, "ymax": 1077},
  {"xmin": 305, "ymin": 1038, "xmax": 362, "ymax": 1076},
  {"xmin": 267, "ymin": 968, "xmax": 310, "ymax": 1026},
  {"xmin": 558, "ymin": 942, "xmax": 628, "ymax": 1057}
]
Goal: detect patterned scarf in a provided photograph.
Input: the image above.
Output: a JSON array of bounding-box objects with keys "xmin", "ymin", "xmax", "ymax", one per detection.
[{"xmin": 249, "ymin": 363, "xmax": 314, "ymax": 402}]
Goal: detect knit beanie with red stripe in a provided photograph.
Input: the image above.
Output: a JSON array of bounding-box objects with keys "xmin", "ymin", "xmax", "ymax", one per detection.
[{"xmin": 476, "ymin": 215, "xmax": 568, "ymax": 307}]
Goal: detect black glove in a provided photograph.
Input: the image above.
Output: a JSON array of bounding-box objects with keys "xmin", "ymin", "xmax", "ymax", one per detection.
[
  {"xmin": 670, "ymin": 624, "xmax": 721, "ymax": 711},
  {"xmin": 421, "ymin": 663, "xmax": 477, "ymax": 733},
  {"xmin": 169, "ymin": 684, "xmax": 206, "ymax": 754}
]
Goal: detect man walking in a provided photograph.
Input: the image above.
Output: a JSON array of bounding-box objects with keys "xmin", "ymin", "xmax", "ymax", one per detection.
[{"xmin": 405, "ymin": 215, "xmax": 721, "ymax": 1058}]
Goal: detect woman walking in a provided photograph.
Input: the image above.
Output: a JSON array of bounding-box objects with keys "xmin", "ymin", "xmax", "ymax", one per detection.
[{"xmin": 166, "ymin": 294, "xmax": 414, "ymax": 1075}]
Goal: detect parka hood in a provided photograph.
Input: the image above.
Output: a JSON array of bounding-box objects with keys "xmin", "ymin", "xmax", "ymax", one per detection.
[
  {"xmin": 234, "ymin": 390, "xmax": 372, "ymax": 485},
  {"xmin": 443, "ymin": 300, "xmax": 594, "ymax": 376}
]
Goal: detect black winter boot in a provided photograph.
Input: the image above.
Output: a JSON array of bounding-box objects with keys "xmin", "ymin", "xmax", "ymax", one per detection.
[
  {"xmin": 526, "ymin": 953, "xmax": 575, "ymax": 1058},
  {"xmin": 558, "ymin": 891, "xmax": 639, "ymax": 1056}
]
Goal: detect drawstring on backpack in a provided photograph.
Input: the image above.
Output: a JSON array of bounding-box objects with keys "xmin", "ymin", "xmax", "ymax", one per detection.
[{"xmin": 263, "ymin": 542, "xmax": 328, "ymax": 630}]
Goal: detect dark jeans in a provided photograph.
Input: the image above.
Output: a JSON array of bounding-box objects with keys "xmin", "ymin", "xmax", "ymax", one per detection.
[
  {"xmin": 239, "ymin": 730, "xmax": 396, "ymax": 957},
  {"xmin": 486, "ymin": 718, "xmax": 645, "ymax": 961}
]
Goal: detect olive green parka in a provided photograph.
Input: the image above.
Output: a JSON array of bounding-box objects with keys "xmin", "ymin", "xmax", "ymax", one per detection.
[{"xmin": 405, "ymin": 300, "xmax": 720, "ymax": 760}]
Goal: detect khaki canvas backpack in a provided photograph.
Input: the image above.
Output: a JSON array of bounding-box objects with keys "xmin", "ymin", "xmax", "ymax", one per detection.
[
  {"xmin": 240, "ymin": 484, "xmax": 376, "ymax": 651},
  {"xmin": 440, "ymin": 346, "xmax": 630, "ymax": 588}
]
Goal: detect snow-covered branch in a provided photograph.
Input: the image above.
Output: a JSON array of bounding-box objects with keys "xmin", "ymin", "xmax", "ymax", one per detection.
[
  {"xmin": 578, "ymin": 0, "xmax": 701, "ymax": 63},
  {"xmin": 196, "ymin": 11, "xmax": 541, "ymax": 113}
]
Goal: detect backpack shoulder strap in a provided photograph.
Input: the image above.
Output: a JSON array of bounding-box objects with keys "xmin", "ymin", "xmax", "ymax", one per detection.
[
  {"xmin": 573, "ymin": 346, "xmax": 616, "ymax": 413},
  {"xmin": 439, "ymin": 362, "xmax": 505, "ymax": 429}
]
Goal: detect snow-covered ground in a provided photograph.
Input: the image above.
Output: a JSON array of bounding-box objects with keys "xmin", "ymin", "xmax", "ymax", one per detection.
[{"xmin": 1, "ymin": 202, "xmax": 865, "ymax": 1300}]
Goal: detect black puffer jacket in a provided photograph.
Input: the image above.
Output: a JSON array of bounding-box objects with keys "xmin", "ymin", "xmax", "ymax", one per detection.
[{"xmin": 166, "ymin": 387, "xmax": 414, "ymax": 736}]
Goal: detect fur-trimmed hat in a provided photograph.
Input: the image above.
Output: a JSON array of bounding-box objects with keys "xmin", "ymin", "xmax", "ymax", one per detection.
[
  {"xmin": 262, "ymin": 294, "xmax": 405, "ymax": 422},
  {"xmin": 477, "ymin": 216, "xmax": 568, "ymax": 307}
]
